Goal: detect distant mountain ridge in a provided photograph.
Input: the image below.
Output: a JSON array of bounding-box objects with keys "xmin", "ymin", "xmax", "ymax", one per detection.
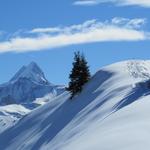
[
  {"xmin": 10, "ymin": 62, "xmax": 49, "ymax": 85},
  {"xmin": 0, "ymin": 62, "xmax": 65, "ymax": 105}
]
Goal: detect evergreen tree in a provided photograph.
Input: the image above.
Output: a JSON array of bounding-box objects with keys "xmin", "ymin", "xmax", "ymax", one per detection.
[{"xmin": 68, "ymin": 51, "xmax": 91, "ymax": 99}]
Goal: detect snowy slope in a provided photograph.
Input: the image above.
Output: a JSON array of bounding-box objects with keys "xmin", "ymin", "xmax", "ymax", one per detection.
[
  {"xmin": 63, "ymin": 95, "xmax": 150, "ymax": 150},
  {"xmin": 0, "ymin": 60, "xmax": 150, "ymax": 150},
  {"xmin": 0, "ymin": 100, "xmax": 47, "ymax": 134},
  {"xmin": 0, "ymin": 104, "xmax": 30, "ymax": 133},
  {"xmin": 0, "ymin": 94, "xmax": 61, "ymax": 134},
  {"xmin": 0, "ymin": 62, "xmax": 65, "ymax": 133}
]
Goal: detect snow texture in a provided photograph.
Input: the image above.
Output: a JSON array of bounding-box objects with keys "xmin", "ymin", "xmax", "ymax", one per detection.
[{"xmin": 0, "ymin": 60, "xmax": 150, "ymax": 150}]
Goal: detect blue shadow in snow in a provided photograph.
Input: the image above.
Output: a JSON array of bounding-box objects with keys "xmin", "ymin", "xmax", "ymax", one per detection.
[
  {"xmin": 0, "ymin": 71, "xmax": 114, "ymax": 150},
  {"xmin": 114, "ymin": 81, "xmax": 150, "ymax": 111}
]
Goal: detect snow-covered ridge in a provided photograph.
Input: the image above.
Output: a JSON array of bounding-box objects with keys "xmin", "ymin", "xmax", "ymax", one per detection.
[
  {"xmin": 0, "ymin": 60, "xmax": 150, "ymax": 150},
  {"xmin": 0, "ymin": 104, "xmax": 31, "ymax": 133},
  {"xmin": 0, "ymin": 62, "xmax": 65, "ymax": 105},
  {"xmin": 10, "ymin": 61, "xmax": 49, "ymax": 85},
  {"xmin": 127, "ymin": 60, "xmax": 150, "ymax": 80},
  {"xmin": 0, "ymin": 62, "xmax": 66, "ymax": 133}
]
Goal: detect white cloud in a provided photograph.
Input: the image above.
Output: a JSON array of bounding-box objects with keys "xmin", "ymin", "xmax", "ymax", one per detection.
[
  {"xmin": 30, "ymin": 27, "xmax": 62, "ymax": 34},
  {"xmin": 73, "ymin": 0, "xmax": 150, "ymax": 7},
  {"xmin": 29, "ymin": 20, "xmax": 98, "ymax": 34},
  {"xmin": 120, "ymin": 0, "xmax": 150, "ymax": 7},
  {"xmin": 111, "ymin": 17, "xmax": 146, "ymax": 29},
  {"xmin": 74, "ymin": 0, "xmax": 99, "ymax": 6},
  {"xmin": 0, "ymin": 17, "xmax": 149, "ymax": 53}
]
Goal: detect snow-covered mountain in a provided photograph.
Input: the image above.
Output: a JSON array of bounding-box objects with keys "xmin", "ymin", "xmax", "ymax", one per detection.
[
  {"xmin": 0, "ymin": 60, "xmax": 150, "ymax": 150},
  {"xmin": 0, "ymin": 62, "xmax": 65, "ymax": 133},
  {"xmin": 0, "ymin": 62, "xmax": 65, "ymax": 105}
]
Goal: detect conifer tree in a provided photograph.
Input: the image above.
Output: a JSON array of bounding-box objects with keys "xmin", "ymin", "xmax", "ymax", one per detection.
[{"xmin": 68, "ymin": 51, "xmax": 91, "ymax": 99}]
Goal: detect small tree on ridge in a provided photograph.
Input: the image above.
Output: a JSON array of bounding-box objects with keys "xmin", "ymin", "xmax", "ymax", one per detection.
[{"xmin": 68, "ymin": 51, "xmax": 91, "ymax": 99}]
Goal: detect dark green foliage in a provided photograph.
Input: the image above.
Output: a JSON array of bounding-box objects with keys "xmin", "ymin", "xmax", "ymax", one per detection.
[{"xmin": 68, "ymin": 51, "xmax": 91, "ymax": 99}]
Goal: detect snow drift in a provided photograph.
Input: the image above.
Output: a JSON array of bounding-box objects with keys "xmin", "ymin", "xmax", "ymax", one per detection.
[{"xmin": 0, "ymin": 60, "xmax": 150, "ymax": 150}]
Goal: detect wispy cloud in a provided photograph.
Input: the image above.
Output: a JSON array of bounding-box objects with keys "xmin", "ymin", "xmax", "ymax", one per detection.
[
  {"xmin": 73, "ymin": 0, "xmax": 150, "ymax": 7},
  {"xmin": 74, "ymin": 0, "xmax": 99, "ymax": 6},
  {"xmin": 0, "ymin": 17, "xmax": 149, "ymax": 53}
]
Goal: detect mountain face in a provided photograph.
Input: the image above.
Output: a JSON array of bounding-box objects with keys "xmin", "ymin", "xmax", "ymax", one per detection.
[
  {"xmin": 0, "ymin": 62, "xmax": 64, "ymax": 105},
  {"xmin": 10, "ymin": 62, "xmax": 49, "ymax": 85},
  {"xmin": 0, "ymin": 60, "xmax": 150, "ymax": 150}
]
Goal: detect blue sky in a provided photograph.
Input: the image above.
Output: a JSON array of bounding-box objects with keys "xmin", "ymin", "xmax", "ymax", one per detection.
[{"xmin": 0, "ymin": 0, "xmax": 150, "ymax": 85}]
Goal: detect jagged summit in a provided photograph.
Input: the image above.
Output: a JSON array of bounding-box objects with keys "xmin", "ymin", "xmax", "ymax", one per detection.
[
  {"xmin": 0, "ymin": 62, "xmax": 65, "ymax": 105},
  {"xmin": 10, "ymin": 61, "xmax": 49, "ymax": 85}
]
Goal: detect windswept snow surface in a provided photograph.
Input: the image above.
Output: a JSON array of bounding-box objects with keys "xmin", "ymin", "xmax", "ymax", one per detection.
[
  {"xmin": 0, "ymin": 60, "xmax": 150, "ymax": 150},
  {"xmin": 0, "ymin": 104, "xmax": 30, "ymax": 133},
  {"xmin": 0, "ymin": 94, "xmax": 61, "ymax": 134}
]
